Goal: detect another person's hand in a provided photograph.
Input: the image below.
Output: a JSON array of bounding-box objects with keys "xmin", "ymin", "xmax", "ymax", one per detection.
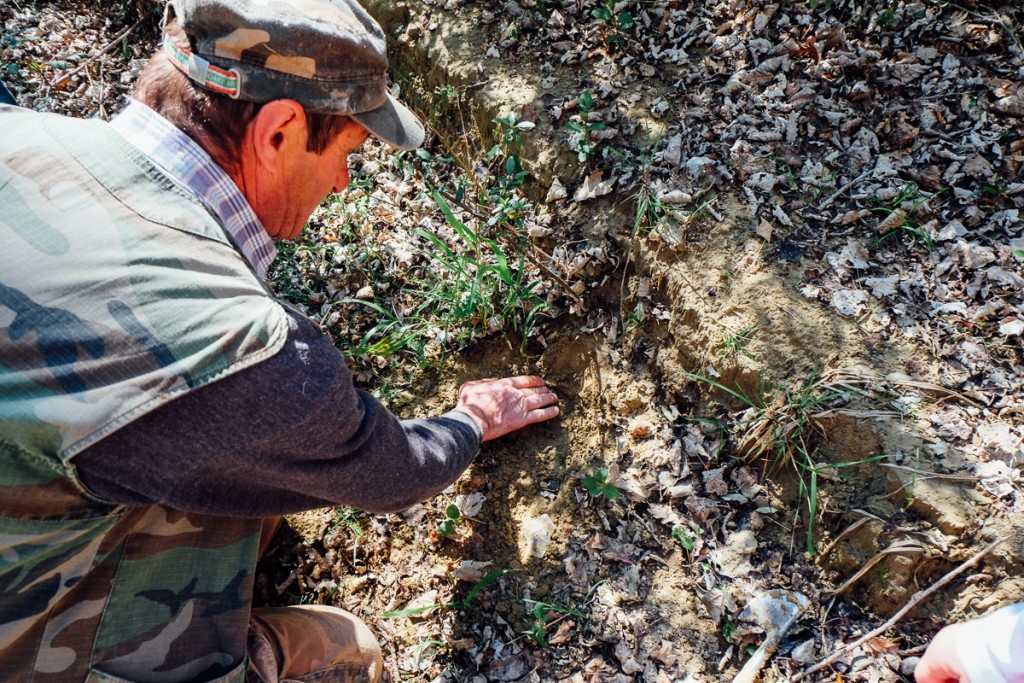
[
  {"xmin": 916, "ymin": 623, "xmax": 971, "ymax": 683},
  {"xmin": 456, "ymin": 375, "xmax": 559, "ymax": 441}
]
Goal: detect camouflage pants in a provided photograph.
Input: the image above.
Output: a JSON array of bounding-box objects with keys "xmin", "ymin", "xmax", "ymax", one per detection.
[{"xmin": 248, "ymin": 605, "xmax": 383, "ymax": 683}]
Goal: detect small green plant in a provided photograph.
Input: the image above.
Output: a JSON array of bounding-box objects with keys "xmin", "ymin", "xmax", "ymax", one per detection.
[
  {"xmin": 325, "ymin": 507, "xmax": 366, "ymax": 564},
  {"xmin": 984, "ymin": 183, "xmax": 1008, "ymax": 199},
  {"xmin": 327, "ymin": 506, "xmax": 365, "ymax": 537},
  {"xmin": 876, "ymin": 2, "xmax": 899, "ymax": 28},
  {"xmin": 721, "ymin": 614, "xmax": 738, "ymax": 640},
  {"xmin": 629, "ymin": 181, "xmax": 675, "ymax": 235},
  {"xmin": 437, "ymin": 503, "xmax": 464, "ymax": 537},
  {"xmin": 718, "ymin": 325, "xmax": 759, "ymax": 360},
  {"xmin": 411, "ymin": 637, "xmax": 451, "ymax": 668},
  {"xmin": 1014, "ymin": 249, "xmax": 1024, "ymax": 260},
  {"xmin": 524, "ymin": 599, "xmax": 586, "ymax": 647},
  {"xmin": 564, "ymin": 90, "xmax": 606, "ymax": 164},
  {"xmin": 583, "ymin": 467, "xmax": 621, "ymax": 501},
  {"xmin": 432, "ymin": 83, "xmax": 460, "ymax": 118},
  {"xmin": 671, "ymin": 524, "xmax": 701, "ymax": 551},
  {"xmin": 591, "ymin": 0, "xmax": 635, "ymax": 50},
  {"xmin": 870, "ymin": 182, "xmax": 946, "ymax": 251},
  {"xmin": 331, "ymin": 297, "xmax": 426, "ymax": 359},
  {"xmin": 270, "ymin": 241, "xmax": 345, "ymax": 308},
  {"xmin": 485, "ymin": 114, "xmax": 535, "ymax": 228},
  {"xmin": 414, "ymin": 191, "xmax": 550, "ymax": 345},
  {"xmin": 683, "ymin": 368, "xmax": 886, "ymax": 554},
  {"xmin": 770, "ymin": 156, "xmax": 837, "ymax": 206},
  {"xmin": 380, "ymin": 568, "xmax": 520, "ymax": 619},
  {"xmin": 610, "ymin": 136, "xmax": 681, "ymax": 236}
]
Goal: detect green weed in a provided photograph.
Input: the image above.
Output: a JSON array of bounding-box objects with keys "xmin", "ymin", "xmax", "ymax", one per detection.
[
  {"xmin": 718, "ymin": 325, "xmax": 759, "ymax": 360},
  {"xmin": 522, "ymin": 580, "xmax": 604, "ymax": 648},
  {"xmin": 327, "ymin": 507, "xmax": 366, "ymax": 565},
  {"xmin": 583, "ymin": 467, "xmax": 621, "ymax": 501},
  {"xmin": 565, "ymin": 90, "xmax": 606, "ymax": 165},
  {"xmin": 414, "ymin": 190, "xmax": 550, "ymax": 345},
  {"xmin": 487, "ymin": 113, "xmax": 532, "ymax": 199},
  {"xmin": 684, "ymin": 368, "xmax": 886, "ymax": 555},
  {"xmin": 432, "ymin": 83, "xmax": 460, "ymax": 119},
  {"xmin": 380, "ymin": 568, "xmax": 520, "ymax": 619},
  {"xmin": 270, "ymin": 241, "xmax": 343, "ymax": 308},
  {"xmin": 437, "ymin": 503, "xmax": 466, "ymax": 538},
  {"xmin": 770, "ymin": 156, "xmax": 838, "ymax": 207},
  {"xmin": 591, "ymin": 0, "xmax": 635, "ymax": 51},
  {"xmin": 330, "ymin": 297, "xmax": 426, "ymax": 360},
  {"xmin": 607, "ymin": 136, "xmax": 700, "ymax": 239},
  {"xmin": 671, "ymin": 524, "xmax": 703, "ymax": 555},
  {"xmin": 870, "ymin": 182, "xmax": 946, "ymax": 251},
  {"xmin": 524, "ymin": 599, "xmax": 586, "ymax": 647}
]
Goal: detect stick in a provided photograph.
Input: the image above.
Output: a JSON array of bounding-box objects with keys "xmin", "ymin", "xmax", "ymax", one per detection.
[
  {"xmin": 790, "ymin": 534, "xmax": 1010, "ymax": 682},
  {"xmin": 818, "ymin": 170, "xmax": 871, "ymax": 210},
  {"xmin": 51, "ymin": 19, "xmax": 143, "ymax": 88}
]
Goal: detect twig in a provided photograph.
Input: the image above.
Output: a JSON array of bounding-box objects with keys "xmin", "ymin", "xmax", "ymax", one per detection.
[
  {"xmin": 790, "ymin": 534, "xmax": 1010, "ymax": 682},
  {"xmin": 51, "ymin": 19, "xmax": 143, "ymax": 88},
  {"xmin": 823, "ymin": 539, "xmax": 925, "ymax": 597},
  {"xmin": 881, "ymin": 463, "xmax": 980, "ymax": 483},
  {"xmin": 818, "ymin": 170, "xmax": 871, "ymax": 210}
]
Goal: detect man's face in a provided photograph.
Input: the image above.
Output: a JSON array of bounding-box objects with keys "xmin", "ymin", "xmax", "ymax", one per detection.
[{"xmin": 277, "ymin": 120, "xmax": 370, "ymax": 241}]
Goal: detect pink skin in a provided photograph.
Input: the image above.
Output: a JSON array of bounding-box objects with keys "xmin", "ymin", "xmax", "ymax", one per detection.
[
  {"xmin": 227, "ymin": 104, "xmax": 560, "ymax": 439},
  {"xmin": 456, "ymin": 375, "xmax": 560, "ymax": 441},
  {"xmin": 228, "ymin": 99, "xmax": 369, "ymax": 242},
  {"xmin": 915, "ymin": 624, "xmax": 972, "ymax": 683}
]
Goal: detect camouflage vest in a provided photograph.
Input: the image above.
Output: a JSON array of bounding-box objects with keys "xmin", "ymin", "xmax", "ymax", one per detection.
[{"xmin": 0, "ymin": 106, "xmax": 288, "ymax": 682}]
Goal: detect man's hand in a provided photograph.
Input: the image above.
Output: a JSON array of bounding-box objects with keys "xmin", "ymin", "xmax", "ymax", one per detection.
[
  {"xmin": 916, "ymin": 624, "xmax": 971, "ymax": 683},
  {"xmin": 456, "ymin": 375, "xmax": 559, "ymax": 442}
]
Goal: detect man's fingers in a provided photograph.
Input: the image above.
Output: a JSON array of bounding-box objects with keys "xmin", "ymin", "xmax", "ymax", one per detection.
[
  {"xmin": 524, "ymin": 405, "xmax": 560, "ymax": 424},
  {"xmin": 523, "ymin": 392, "xmax": 558, "ymax": 409},
  {"xmin": 461, "ymin": 377, "xmax": 498, "ymax": 389},
  {"xmin": 505, "ymin": 375, "xmax": 546, "ymax": 389}
]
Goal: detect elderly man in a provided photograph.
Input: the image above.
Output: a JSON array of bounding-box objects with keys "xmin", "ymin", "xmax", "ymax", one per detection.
[{"xmin": 0, "ymin": 1, "xmax": 558, "ymax": 681}]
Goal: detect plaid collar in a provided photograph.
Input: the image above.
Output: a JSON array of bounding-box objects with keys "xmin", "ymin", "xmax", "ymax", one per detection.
[{"xmin": 109, "ymin": 101, "xmax": 276, "ymax": 279}]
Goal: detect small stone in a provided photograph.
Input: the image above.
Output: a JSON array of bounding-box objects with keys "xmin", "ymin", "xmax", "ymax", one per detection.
[
  {"xmin": 657, "ymin": 188, "xmax": 691, "ymax": 205},
  {"xmin": 791, "ymin": 638, "xmax": 816, "ymax": 664},
  {"xmin": 521, "ymin": 514, "xmax": 554, "ymax": 559},
  {"xmin": 901, "ymin": 656, "xmax": 921, "ymax": 676},
  {"xmin": 629, "ymin": 417, "xmax": 655, "ymax": 440}
]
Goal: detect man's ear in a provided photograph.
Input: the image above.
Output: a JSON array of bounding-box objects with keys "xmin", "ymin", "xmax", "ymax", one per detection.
[{"xmin": 247, "ymin": 99, "xmax": 308, "ymax": 167}]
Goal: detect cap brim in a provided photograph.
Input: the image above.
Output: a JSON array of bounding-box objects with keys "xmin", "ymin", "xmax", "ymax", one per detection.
[{"xmin": 351, "ymin": 94, "xmax": 425, "ymax": 150}]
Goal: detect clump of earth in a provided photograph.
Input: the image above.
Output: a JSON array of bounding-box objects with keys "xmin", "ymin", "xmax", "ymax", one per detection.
[{"xmin": 3, "ymin": 1, "xmax": 1022, "ymax": 681}]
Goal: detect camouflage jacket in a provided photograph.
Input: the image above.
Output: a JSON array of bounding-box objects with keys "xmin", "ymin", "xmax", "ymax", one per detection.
[{"xmin": 0, "ymin": 105, "xmax": 289, "ymax": 682}]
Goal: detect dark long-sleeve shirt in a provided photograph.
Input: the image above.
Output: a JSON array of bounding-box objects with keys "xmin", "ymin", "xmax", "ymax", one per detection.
[{"xmin": 75, "ymin": 307, "xmax": 482, "ymax": 516}]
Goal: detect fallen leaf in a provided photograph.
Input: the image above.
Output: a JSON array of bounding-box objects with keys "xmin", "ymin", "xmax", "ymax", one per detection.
[
  {"xmin": 573, "ymin": 171, "xmax": 615, "ymax": 202},
  {"xmin": 998, "ymin": 317, "xmax": 1024, "ymax": 336},
  {"xmin": 832, "ymin": 289, "xmax": 869, "ymax": 316}
]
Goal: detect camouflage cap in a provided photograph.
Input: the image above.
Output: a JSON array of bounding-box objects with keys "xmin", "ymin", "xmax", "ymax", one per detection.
[{"xmin": 164, "ymin": 0, "xmax": 424, "ymax": 149}]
